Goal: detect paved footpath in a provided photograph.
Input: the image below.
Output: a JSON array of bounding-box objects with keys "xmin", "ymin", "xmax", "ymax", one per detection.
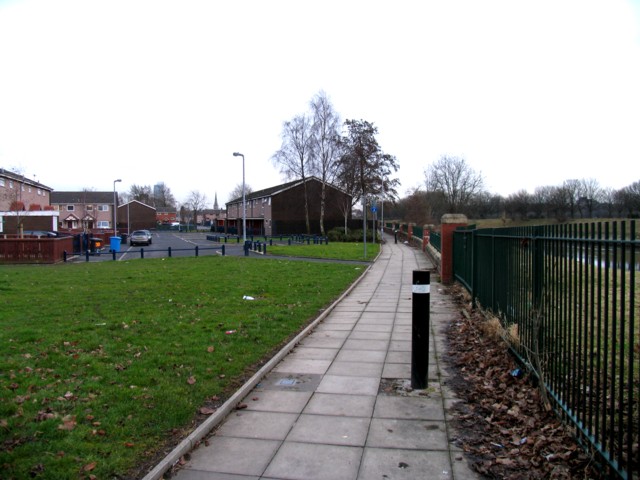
[{"xmin": 149, "ymin": 236, "xmax": 480, "ymax": 480}]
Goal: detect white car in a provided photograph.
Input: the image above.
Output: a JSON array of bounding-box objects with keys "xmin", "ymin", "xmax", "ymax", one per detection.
[{"xmin": 129, "ymin": 230, "xmax": 153, "ymax": 246}]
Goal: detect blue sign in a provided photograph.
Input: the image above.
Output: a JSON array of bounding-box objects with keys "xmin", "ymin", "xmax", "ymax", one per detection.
[{"xmin": 371, "ymin": 206, "xmax": 377, "ymax": 212}]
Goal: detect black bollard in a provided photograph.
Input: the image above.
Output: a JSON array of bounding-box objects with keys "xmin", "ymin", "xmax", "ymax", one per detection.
[{"xmin": 411, "ymin": 270, "xmax": 430, "ymax": 389}]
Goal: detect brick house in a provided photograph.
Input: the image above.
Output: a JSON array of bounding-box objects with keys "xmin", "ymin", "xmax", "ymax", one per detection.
[
  {"xmin": 156, "ymin": 206, "xmax": 178, "ymax": 225},
  {"xmin": 1, "ymin": 169, "xmax": 56, "ymax": 234},
  {"xmin": 225, "ymin": 177, "xmax": 351, "ymax": 236},
  {"xmin": 117, "ymin": 200, "xmax": 157, "ymax": 233},
  {"xmin": 50, "ymin": 191, "xmax": 116, "ymax": 233}
]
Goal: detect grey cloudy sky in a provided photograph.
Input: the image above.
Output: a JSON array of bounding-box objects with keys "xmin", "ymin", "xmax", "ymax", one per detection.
[{"xmin": 1, "ymin": 0, "xmax": 639, "ymax": 206}]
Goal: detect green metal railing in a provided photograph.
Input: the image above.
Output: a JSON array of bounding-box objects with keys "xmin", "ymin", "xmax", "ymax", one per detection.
[
  {"xmin": 429, "ymin": 231, "xmax": 441, "ymax": 252},
  {"xmin": 453, "ymin": 221, "xmax": 639, "ymax": 479}
]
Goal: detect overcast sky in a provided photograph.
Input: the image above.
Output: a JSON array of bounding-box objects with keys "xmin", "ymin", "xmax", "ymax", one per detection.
[{"xmin": 1, "ymin": 0, "xmax": 639, "ymax": 207}]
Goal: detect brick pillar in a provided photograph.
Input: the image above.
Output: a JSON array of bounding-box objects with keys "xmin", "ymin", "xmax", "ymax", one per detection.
[
  {"xmin": 422, "ymin": 224, "xmax": 434, "ymax": 251},
  {"xmin": 408, "ymin": 223, "xmax": 413, "ymax": 239},
  {"xmin": 440, "ymin": 214, "xmax": 468, "ymax": 284}
]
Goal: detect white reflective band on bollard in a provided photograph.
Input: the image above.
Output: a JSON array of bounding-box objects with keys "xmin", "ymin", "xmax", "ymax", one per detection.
[{"xmin": 412, "ymin": 284, "xmax": 430, "ymax": 294}]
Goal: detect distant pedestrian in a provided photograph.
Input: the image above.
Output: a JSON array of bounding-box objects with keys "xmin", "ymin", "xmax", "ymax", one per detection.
[{"xmin": 394, "ymin": 229, "xmax": 398, "ymax": 244}]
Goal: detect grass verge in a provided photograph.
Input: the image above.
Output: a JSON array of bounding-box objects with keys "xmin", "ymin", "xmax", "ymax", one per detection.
[
  {"xmin": 268, "ymin": 241, "xmax": 380, "ymax": 261},
  {"xmin": 0, "ymin": 256, "xmax": 365, "ymax": 479}
]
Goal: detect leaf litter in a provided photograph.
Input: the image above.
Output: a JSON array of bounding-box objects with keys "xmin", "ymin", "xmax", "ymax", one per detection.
[{"xmin": 443, "ymin": 284, "xmax": 601, "ymax": 479}]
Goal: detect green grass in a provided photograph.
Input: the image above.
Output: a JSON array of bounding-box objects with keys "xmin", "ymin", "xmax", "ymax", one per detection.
[
  {"xmin": 268, "ymin": 241, "xmax": 380, "ymax": 261},
  {"xmin": 0, "ymin": 256, "xmax": 364, "ymax": 479}
]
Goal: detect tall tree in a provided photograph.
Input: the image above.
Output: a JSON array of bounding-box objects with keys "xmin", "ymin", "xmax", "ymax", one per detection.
[
  {"xmin": 424, "ymin": 155, "xmax": 484, "ymax": 213},
  {"xmin": 271, "ymin": 114, "xmax": 314, "ymax": 234},
  {"xmin": 336, "ymin": 119, "xmax": 399, "ymax": 231},
  {"xmin": 129, "ymin": 185, "xmax": 152, "ymax": 205},
  {"xmin": 153, "ymin": 182, "xmax": 176, "ymax": 208},
  {"xmin": 578, "ymin": 178, "xmax": 602, "ymax": 218},
  {"xmin": 310, "ymin": 91, "xmax": 341, "ymax": 236}
]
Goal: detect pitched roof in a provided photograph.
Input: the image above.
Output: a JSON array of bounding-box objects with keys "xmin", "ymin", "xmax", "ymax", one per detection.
[
  {"xmin": 0, "ymin": 168, "xmax": 53, "ymax": 191},
  {"xmin": 226, "ymin": 177, "xmax": 349, "ymax": 204},
  {"xmin": 119, "ymin": 199, "xmax": 156, "ymax": 210},
  {"xmin": 50, "ymin": 191, "xmax": 114, "ymax": 204}
]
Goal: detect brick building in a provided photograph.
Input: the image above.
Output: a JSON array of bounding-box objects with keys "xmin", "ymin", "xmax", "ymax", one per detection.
[{"xmin": 225, "ymin": 177, "xmax": 351, "ymax": 236}]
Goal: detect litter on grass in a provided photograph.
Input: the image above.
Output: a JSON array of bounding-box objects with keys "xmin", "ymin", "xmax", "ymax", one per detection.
[{"xmin": 243, "ymin": 295, "xmax": 255, "ymax": 300}]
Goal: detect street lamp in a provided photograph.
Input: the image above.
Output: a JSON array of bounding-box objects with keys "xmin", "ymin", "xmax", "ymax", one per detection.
[
  {"xmin": 113, "ymin": 179, "xmax": 121, "ymax": 236},
  {"xmin": 232, "ymin": 152, "xmax": 246, "ymax": 243}
]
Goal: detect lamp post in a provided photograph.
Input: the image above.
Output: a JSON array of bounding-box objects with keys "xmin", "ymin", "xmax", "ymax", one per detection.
[
  {"xmin": 113, "ymin": 179, "xmax": 121, "ymax": 236},
  {"xmin": 232, "ymin": 152, "xmax": 246, "ymax": 243}
]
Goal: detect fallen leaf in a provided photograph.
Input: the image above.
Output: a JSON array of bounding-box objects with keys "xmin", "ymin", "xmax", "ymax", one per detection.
[
  {"xmin": 207, "ymin": 346, "xmax": 215, "ymax": 353},
  {"xmin": 187, "ymin": 376, "xmax": 196, "ymax": 385},
  {"xmin": 58, "ymin": 415, "xmax": 76, "ymax": 431},
  {"xmin": 83, "ymin": 461, "xmax": 97, "ymax": 471},
  {"xmin": 199, "ymin": 407, "xmax": 217, "ymax": 415}
]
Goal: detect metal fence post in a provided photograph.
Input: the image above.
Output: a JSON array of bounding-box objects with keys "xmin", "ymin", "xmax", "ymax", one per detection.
[{"xmin": 412, "ymin": 269, "xmax": 431, "ymax": 389}]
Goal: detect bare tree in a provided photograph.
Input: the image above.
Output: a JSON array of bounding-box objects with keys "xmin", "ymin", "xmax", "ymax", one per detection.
[
  {"xmin": 424, "ymin": 155, "xmax": 484, "ymax": 213},
  {"xmin": 310, "ymin": 91, "xmax": 341, "ymax": 235},
  {"xmin": 228, "ymin": 183, "xmax": 253, "ymax": 202},
  {"xmin": 129, "ymin": 185, "xmax": 152, "ymax": 205},
  {"xmin": 272, "ymin": 114, "xmax": 314, "ymax": 234},
  {"xmin": 153, "ymin": 182, "xmax": 176, "ymax": 208},
  {"xmin": 577, "ymin": 178, "xmax": 602, "ymax": 218},
  {"xmin": 562, "ymin": 179, "xmax": 581, "ymax": 219},
  {"xmin": 184, "ymin": 191, "xmax": 208, "ymax": 227}
]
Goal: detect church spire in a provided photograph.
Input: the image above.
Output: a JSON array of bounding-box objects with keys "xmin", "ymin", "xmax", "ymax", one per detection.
[{"xmin": 213, "ymin": 192, "xmax": 219, "ymax": 211}]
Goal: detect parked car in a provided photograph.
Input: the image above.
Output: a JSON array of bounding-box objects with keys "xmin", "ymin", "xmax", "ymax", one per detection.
[{"xmin": 129, "ymin": 230, "xmax": 153, "ymax": 246}]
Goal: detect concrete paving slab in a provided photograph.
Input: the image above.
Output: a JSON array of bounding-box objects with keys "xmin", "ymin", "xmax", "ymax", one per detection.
[
  {"xmin": 389, "ymin": 340, "xmax": 411, "ymax": 351},
  {"xmin": 173, "ymin": 470, "xmax": 259, "ymax": 480},
  {"xmin": 335, "ymin": 348, "xmax": 387, "ymax": 363},
  {"xmin": 215, "ymin": 410, "xmax": 297, "ymax": 440},
  {"xmin": 366, "ymin": 418, "xmax": 448, "ymax": 450},
  {"xmin": 385, "ymin": 350, "xmax": 411, "ymax": 363},
  {"xmin": 317, "ymin": 374, "xmax": 380, "ymax": 396},
  {"xmin": 243, "ymin": 390, "xmax": 313, "ymax": 413},
  {"xmin": 382, "ymin": 362, "xmax": 411, "ymax": 379},
  {"xmin": 313, "ymin": 322, "xmax": 354, "ymax": 331},
  {"xmin": 373, "ymin": 395, "xmax": 445, "ymax": 421},
  {"xmin": 327, "ymin": 360, "xmax": 384, "ymax": 377},
  {"xmin": 286, "ymin": 414, "xmax": 370, "ymax": 446},
  {"xmin": 298, "ymin": 335, "xmax": 346, "ymax": 349},
  {"xmin": 263, "ymin": 442, "xmax": 362, "ymax": 480},
  {"xmin": 343, "ymin": 338, "xmax": 389, "ymax": 351},
  {"xmin": 258, "ymin": 372, "xmax": 323, "ymax": 392},
  {"xmin": 303, "ymin": 393, "xmax": 376, "ymax": 417},
  {"xmin": 352, "ymin": 323, "xmax": 393, "ymax": 332},
  {"xmin": 358, "ymin": 447, "xmax": 453, "ymax": 480},
  {"xmin": 174, "ymin": 437, "xmax": 280, "ymax": 477},
  {"xmin": 347, "ymin": 330, "xmax": 389, "ymax": 340},
  {"xmin": 272, "ymin": 358, "xmax": 332, "ymax": 375},
  {"xmin": 285, "ymin": 347, "xmax": 338, "ymax": 360}
]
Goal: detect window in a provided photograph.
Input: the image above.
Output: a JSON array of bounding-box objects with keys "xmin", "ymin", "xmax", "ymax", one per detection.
[
  {"xmin": 86, "ymin": 205, "xmax": 93, "ymax": 211},
  {"xmin": 97, "ymin": 205, "xmax": 109, "ymax": 212},
  {"xmin": 9, "ymin": 180, "xmax": 13, "ymax": 188},
  {"xmin": 67, "ymin": 205, "xmax": 75, "ymax": 211},
  {"xmin": 0, "ymin": 178, "xmax": 5, "ymax": 187},
  {"xmin": 96, "ymin": 221, "xmax": 109, "ymax": 229},
  {"xmin": 37, "ymin": 188, "xmax": 42, "ymax": 195}
]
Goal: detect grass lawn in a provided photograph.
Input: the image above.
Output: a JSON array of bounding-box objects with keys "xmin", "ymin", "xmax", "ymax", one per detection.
[
  {"xmin": 0, "ymin": 255, "xmax": 365, "ymax": 479},
  {"xmin": 268, "ymin": 241, "xmax": 380, "ymax": 261}
]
